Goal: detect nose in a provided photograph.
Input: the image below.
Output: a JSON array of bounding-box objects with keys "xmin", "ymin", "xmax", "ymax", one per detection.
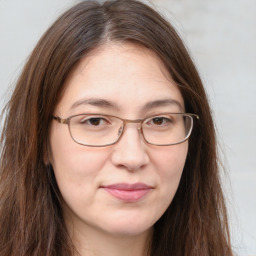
[{"xmin": 110, "ymin": 124, "xmax": 150, "ymax": 171}]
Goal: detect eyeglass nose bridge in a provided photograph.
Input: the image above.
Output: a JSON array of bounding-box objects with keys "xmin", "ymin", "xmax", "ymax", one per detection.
[
  {"xmin": 117, "ymin": 118, "xmax": 144, "ymax": 141},
  {"xmin": 123, "ymin": 118, "xmax": 143, "ymax": 125}
]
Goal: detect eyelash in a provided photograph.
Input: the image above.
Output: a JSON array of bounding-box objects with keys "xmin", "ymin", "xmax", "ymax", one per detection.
[
  {"xmin": 146, "ymin": 117, "xmax": 173, "ymax": 126},
  {"xmin": 80, "ymin": 116, "xmax": 110, "ymax": 126}
]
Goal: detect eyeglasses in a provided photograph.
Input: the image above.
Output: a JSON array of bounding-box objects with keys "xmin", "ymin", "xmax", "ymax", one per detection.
[{"xmin": 52, "ymin": 113, "xmax": 199, "ymax": 147}]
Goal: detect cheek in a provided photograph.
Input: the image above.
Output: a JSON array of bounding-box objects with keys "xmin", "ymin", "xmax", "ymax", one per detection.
[
  {"xmin": 151, "ymin": 142, "xmax": 188, "ymax": 177},
  {"xmin": 150, "ymin": 142, "xmax": 188, "ymax": 207},
  {"xmin": 50, "ymin": 124, "xmax": 108, "ymax": 175},
  {"xmin": 49, "ymin": 125, "xmax": 110, "ymax": 200}
]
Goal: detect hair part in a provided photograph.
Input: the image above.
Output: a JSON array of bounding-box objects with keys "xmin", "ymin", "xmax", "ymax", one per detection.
[{"xmin": 0, "ymin": 0, "xmax": 233, "ymax": 255}]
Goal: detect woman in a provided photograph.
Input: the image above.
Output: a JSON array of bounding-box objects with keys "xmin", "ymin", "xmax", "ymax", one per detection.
[{"xmin": 0, "ymin": 0, "xmax": 234, "ymax": 255}]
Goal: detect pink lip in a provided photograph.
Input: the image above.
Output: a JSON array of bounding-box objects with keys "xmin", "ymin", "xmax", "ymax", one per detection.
[{"xmin": 101, "ymin": 183, "xmax": 153, "ymax": 202}]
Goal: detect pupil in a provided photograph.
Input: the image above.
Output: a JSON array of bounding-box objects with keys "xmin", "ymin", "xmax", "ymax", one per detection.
[
  {"xmin": 153, "ymin": 118, "xmax": 163, "ymax": 125},
  {"xmin": 90, "ymin": 118, "xmax": 100, "ymax": 125}
]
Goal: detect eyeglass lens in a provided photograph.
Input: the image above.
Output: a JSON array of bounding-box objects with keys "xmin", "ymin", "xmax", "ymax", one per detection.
[{"xmin": 68, "ymin": 113, "xmax": 193, "ymax": 146}]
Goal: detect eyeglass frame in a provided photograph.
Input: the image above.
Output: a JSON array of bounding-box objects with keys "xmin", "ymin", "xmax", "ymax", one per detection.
[{"xmin": 52, "ymin": 112, "xmax": 199, "ymax": 147}]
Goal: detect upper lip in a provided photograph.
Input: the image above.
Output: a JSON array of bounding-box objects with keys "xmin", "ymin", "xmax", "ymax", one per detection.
[{"xmin": 101, "ymin": 183, "xmax": 153, "ymax": 191}]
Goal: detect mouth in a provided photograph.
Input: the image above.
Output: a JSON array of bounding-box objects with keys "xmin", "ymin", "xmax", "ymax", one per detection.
[{"xmin": 100, "ymin": 183, "xmax": 153, "ymax": 202}]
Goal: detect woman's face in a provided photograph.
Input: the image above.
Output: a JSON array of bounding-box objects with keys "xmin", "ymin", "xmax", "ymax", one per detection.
[{"xmin": 49, "ymin": 43, "xmax": 188, "ymax": 239}]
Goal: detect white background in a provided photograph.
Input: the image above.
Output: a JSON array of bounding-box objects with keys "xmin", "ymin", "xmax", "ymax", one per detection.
[{"xmin": 0, "ymin": 0, "xmax": 255, "ymax": 255}]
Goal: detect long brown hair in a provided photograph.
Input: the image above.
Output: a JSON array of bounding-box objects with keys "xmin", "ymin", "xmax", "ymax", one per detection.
[{"xmin": 0, "ymin": 0, "xmax": 234, "ymax": 255}]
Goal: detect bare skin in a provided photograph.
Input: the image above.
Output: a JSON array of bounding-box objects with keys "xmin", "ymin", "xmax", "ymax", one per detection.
[{"xmin": 49, "ymin": 43, "xmax": 187, "ymax": 256}]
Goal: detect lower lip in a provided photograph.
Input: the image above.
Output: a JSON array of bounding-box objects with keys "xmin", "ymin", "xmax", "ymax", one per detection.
[{"xmin": 102, "ymin": 188, "xmax": 152, "ymax": 202}]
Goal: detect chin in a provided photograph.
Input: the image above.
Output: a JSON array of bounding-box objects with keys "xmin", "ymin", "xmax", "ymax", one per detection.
[{"xmin": 101, "ymin": 217, "xmax": 154, "ymax": 237}]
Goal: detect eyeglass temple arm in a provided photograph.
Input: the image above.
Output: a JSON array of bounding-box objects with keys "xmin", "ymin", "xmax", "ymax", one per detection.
[{"xmin": 52, "ymin": 116, "xmax": 69, "ymax": 124}]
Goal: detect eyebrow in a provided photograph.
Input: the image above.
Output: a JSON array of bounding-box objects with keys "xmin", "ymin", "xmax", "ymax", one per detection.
[
  {"xmin": 142, "ymin": 99, "xmax": 183, "ymax": 112},
  {"xmin": 70, "ymin": 97, "xmax": 183, "ymax": 112},
  {"xmin": 70, "ymin": 98, "xmax": 120, "ymax": 110}
]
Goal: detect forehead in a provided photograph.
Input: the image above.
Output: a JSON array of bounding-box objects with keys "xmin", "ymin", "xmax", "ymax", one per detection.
[{"xmin": 57, "ymin": 43, "xmax": 184, "ymax": 116}]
